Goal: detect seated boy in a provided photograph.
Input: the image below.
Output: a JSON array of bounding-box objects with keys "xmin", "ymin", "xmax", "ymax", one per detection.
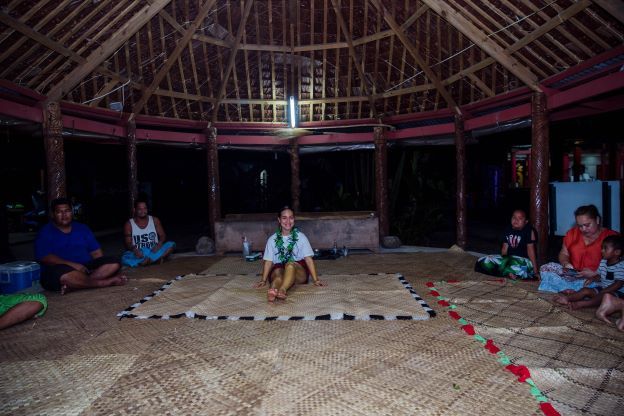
[{"xmin": 553, "ymin": 235, "xmax": 624, "ymax": 310}]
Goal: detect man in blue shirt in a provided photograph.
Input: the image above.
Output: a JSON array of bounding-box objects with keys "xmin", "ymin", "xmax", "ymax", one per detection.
[{"xmin": 35, "ymin": 198, "xmax": 126, "ymax": 294}]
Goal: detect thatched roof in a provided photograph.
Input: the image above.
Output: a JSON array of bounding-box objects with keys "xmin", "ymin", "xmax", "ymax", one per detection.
[{"xmin": 1, "ymin": 0, "xmax": 622, "ymax": 128}]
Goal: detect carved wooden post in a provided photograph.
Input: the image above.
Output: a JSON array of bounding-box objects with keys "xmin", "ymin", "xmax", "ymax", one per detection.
[
  {"xmin": 205, "ymin": 126, "xmax": 221, "ymax": 239},
  {"xmin": 530, "ymin": 91, "xmax": 549, "ymax": 265},
  {"xmin": 289, "ymin": 138, "xmax": 301, "ymax": 212},
  {"xmin": 374, "ymin": 126, "xmax": 389, "ymax": 239},
  {"xmin": 455, "ymin": 114, "xmax": 467, "ymax": 249},
  {"xmin": 42, "ymin": 100, "xmax": 66, "ymax": 203},
  {"xmin": 126, "ymin": 115, "xmax": 138, "ymax": 214}
]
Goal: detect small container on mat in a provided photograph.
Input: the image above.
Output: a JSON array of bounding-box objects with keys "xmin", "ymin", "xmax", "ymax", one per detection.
[{"xmin": 0, "ymin": 261, "xmax": 41, "ymax": 294}]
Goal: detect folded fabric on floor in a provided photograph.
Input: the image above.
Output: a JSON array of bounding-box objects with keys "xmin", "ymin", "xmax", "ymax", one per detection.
[{"xmin": 118, "ymin": 273, "xmax": 434, "ymax": 321}]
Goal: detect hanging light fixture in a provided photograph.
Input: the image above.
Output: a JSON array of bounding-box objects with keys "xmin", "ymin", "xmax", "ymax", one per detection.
[{"xmin": 289, "ymin": 96, "xmax": 298, "ymax": 128}]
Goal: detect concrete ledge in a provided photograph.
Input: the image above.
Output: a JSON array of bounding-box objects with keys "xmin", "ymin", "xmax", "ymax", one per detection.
[{"xmin": 215, "ymin": 211, "xmax": 379, "ymax": 254}]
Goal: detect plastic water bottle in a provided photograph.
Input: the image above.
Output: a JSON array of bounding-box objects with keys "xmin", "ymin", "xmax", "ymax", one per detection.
[
  {"xmin": 342, "ymin": 246, "xmax": 348, "ymax": 257},
  {"xmin": 242, "ymin": 236, "xmax": 251, "ymax": 258},
  {"xmin": 332, "ymin": 240, "xmax": 338, "ymax": 255}
]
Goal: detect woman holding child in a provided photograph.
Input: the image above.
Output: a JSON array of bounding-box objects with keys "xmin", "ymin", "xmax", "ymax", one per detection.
[
  {"xmin": 538, "ymin": 204, "xmax": 618, "ymax": 293},
  {"xmin": 253, "ymin": 206, "xmax": 326, "ymax": 302}
]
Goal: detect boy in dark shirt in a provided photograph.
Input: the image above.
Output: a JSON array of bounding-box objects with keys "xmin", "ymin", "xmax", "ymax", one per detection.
[{"xmin": 475, "ymin": 209, "xmax": 539, "ymax": 279}]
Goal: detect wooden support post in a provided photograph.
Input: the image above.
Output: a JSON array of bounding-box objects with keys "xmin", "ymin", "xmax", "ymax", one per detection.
[
  {"xmin": 42, "ymin": 100, "xmax": 66, "ymax": 203},
  {"xmin": 289, "ymin": 138, "xmax": 301, "ymax": 212},
  {"xmin": 530, "ymin": 91, "xmax": 550, "ymax": 265},
  {"xmin": 126, "ymin": 115, "xmax": 138, "ymax": 214},
  {"xmin": 455, "ymin": 114, "xmax": 467, "ymax": 249},
  {"xmin": 374, "ymin": 126, "xmax": 389, "ymax": 239},
  {"xmin": 205, "ymin": 126, "xmax": 221, "ymax": 239}
]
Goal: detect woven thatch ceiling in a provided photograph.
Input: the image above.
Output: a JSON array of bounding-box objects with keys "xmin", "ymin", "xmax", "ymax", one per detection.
[{"xmin": 1, "ymin": 0, "xmax": 622, "ymax": 124}]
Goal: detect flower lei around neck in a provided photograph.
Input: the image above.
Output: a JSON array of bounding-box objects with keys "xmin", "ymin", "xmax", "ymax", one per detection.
[{"xmin": 275, "ymin": 227, "xmax": 299, "ymax": 264}]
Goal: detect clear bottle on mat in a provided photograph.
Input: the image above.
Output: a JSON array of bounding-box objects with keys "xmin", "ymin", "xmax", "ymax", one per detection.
[
  {"xmin": 332, "ymin": 240, "xmax": 338, "ymax": 255},
  {"xmin": 242, "ymin": 236, "xmax": 251, "ymax": 258}
]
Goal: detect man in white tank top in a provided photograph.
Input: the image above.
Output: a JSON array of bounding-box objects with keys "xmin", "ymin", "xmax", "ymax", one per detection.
[{"xmin": 121, "ymin": 200, "xmax": 175, "ymax": 267}]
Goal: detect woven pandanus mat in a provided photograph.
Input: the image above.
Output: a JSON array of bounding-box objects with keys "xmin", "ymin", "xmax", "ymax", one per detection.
[
  {"xmin": 0, "ymin": 354, "xmax": 139, "ymax": 416},
  {"xmin": 529, "ymin": 368, "xmax": 624, "ymax": 415},
  {"xmin": 80, "ymin": 321, "xmax": 537, "ymax": 416},
  {"xmin": 118, "ymin": 273, "xmax": 434, "ymax": 320},
  {"xmin": 433, "ymin": 279, "xmax": 624, "ymax": 416}
]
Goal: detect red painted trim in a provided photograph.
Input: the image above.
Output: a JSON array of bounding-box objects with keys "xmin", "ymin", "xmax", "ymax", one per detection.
[
  {"xmin": 136, "ymin": 114, "xmax": 208, "ymax": 129},
  {"xmin": 388, "ymin": 123, "xmax": 455, "ymax": 139},
  {"xmin": 0, "ymin": 80, "xmax": 45, "ymax": 101},
  {"xmin": 548, "ymin": 72, "xmax": 624, "ymax": 110},
  {"xmin": 136, "ymin": 128, "xmax": 203, "ymax": 143},
  {"xmin": 60, "ymin": 101, "xmax": 128, "ymax": 125},
  {"xmin": 461, "ymin": 88, "xmax": 531, "ymax": 114},
  {"xmin": 0, "ymin": 69, "xmax": 622, "ymax": 146},
  {"xmin": 550, "ymin": 98, "xmax": 624, "ymax": 122},
  {"xmin": 465, "ymin": 103, "xmax": 531, "ymax": 130},
  {"xmin": 62, "ymin": 115, "xmax": 126, "ymax": 137},
  {"xmin": 217, "ymin": 135, "xmax": 284, "ymax": 145},
  {"xmin": 382, "ymin": 109, "xmax": 455, "ymax": 123},
  {"xmin": 299, "ymin": 132, "xmax": 373, "ymax": 144},
  {"xmin": 544, "ymin": 45, "xmax": 624, "ymax": 87},
  {"xmin": 0, "ymin": 97, "xmax": 43, "ymax": 122}
]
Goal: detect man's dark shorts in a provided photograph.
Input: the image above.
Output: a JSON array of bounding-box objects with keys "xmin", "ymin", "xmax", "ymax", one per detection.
[{"xmin": 40, "ymin": 256, "xmax": 120, "ymax": 291}]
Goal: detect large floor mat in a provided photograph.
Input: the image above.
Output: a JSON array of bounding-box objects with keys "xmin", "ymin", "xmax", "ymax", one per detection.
[
  {"xmin": 431, "ymin": 279, "xmax": 624, "ymax": 416},
  {"xmin": 118, "ymin": 273, "xmax": 435, "ymax": 320}
]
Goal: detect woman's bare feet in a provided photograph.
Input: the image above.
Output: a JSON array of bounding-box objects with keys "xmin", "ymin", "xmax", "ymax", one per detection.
[
  {"xmin": 267, "ymin": 288, "xmax": 277, "ymax": 302},
  {"xmin": 276, "ymin": 290, "xmax": 287, "ymax": 300},
  {"xmin": 616, "ymin": 318, "xmax": 624, "ymax": 332}
]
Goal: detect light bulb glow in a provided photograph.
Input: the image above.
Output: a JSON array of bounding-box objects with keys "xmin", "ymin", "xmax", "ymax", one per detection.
[{"xmin": 289, "ymin": 96, "xmax": 296, "ymax": 128}]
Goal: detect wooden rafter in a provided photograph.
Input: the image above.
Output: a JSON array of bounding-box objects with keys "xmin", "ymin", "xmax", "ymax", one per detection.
[
  {"xmin": 133, "ymin": 0, "xmax": 216, "ymax": 114},
  {"xmin": 22, "ymin": 0, "xmax": 121, "ymax": 89},
  {"xmin": 0, "ymin": 0, "xmax": 74, "ymax": 71},
  {"xmin": 211, "ymin": 0, "xmax": 255, "ymax": 123},
  {"xmin": 46, "ymin": 0, "xmax": 171, "ymax": 101},
  {"xmin": 369, "ymin": 0, "xmax": 459, "ymax": 114},
  {"xmin": 593, "ymin": 0, "xmax": 624, "ymax": 25},
  {"xmin": 0, "ymin": 9, "xmax": 138, "ymax": 95},
  {"xmin": 330, "ymin": 0, "xmax": 376, "ymax": 117},
  {"xmin": 517, "ymin": 0, "xmax": 590, "ymax": 62},
  {"xmin": 421, "ymin": 0, "xmax": 540, "ymax": 92},
  {"xmin": 442, "ymin": 0, "xmax": 592, "ymax": 90},
  {"xmin": 460, "ymin": 0, "xmax": 550, "ymax": 78}
]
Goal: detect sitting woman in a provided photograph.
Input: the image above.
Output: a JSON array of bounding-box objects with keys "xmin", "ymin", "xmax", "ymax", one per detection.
[
  {"xmin": 539, "ymin": 204, "xmax": 617, "ymax": 293},
  {"xmin": 253, "ymin": 206, "xmax": 326, "ymax": 302},
  {"xmin": 475, "ymin": 209, "xmax": 538, "ymax": 279}
]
